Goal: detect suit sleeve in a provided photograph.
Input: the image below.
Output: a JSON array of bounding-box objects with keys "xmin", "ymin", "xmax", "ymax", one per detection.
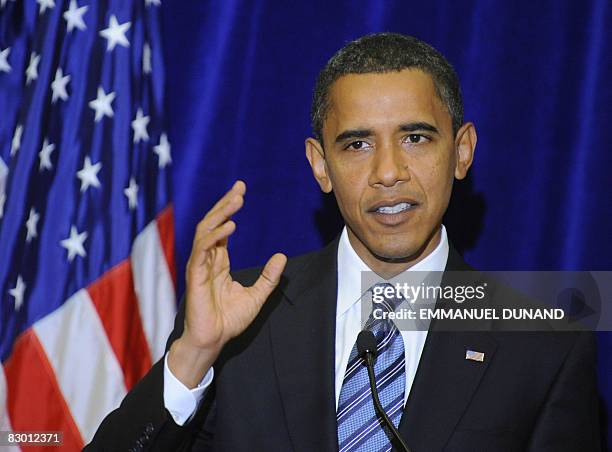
[
  {"xmin": 526, "ymin": 332, "xmax": 601, "ymax": 451},
  {"xmin": 84, "ymin": 297, "xmax": 216, "ymax": 452}
]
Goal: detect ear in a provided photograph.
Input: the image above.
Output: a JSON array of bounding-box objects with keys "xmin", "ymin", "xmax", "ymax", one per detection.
[
  {"xmin": 454, "ymin": 122, "xmax": 477, "ymax": 180},
  {"xmin": 305, "ymin": 137, "xmax": 333, "ymax": 193}
]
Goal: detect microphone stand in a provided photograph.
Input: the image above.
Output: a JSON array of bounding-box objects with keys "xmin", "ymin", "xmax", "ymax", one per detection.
[{"xmin": 358, "ymin": 331, "xmax": 411, "ymax": 452}]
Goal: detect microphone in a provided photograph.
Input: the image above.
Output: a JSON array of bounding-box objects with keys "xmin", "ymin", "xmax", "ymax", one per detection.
[{"xmin": 357, "ymin": 330, "xmax": 411, "ymax": 452}]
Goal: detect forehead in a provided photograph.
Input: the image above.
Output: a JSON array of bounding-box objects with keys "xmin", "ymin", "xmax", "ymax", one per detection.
[{"xmin": 325, "ymin": 69, "xmax": 451, "ymax": 136}]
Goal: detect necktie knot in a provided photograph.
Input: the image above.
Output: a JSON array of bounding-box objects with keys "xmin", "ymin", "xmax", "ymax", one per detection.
[
  {"xmin": 371, "ymin": 282, "xmax": 404, "ymax": 313},
  {"xmin": 365, "ymin": 283, "xmax": 404, "ymax": 339}
]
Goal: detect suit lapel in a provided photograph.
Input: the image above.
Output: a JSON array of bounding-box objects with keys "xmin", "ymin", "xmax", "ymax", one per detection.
[
  {"xmin": 398, "ymin": 245, "xmax": 498, "ymax": 450},
  {"xmin": 269, "ymin": 239, "xmax": 339, "ymax": 452},
  {"xmin": 269, "ymin": 239, "xmax": 498, "ymax": 451}
]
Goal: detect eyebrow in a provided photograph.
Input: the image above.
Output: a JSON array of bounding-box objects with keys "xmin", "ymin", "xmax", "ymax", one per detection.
[
  {"xmin": 398, "ymin": 122, "xmax": 440, "ymax": 135},
  {"xmin": 334, "ymin": 128, "xmax": 373, "ymax": 144},
  {"xmin": 334, "ymin": 122, "xmax": 440, "ymax": 144}
]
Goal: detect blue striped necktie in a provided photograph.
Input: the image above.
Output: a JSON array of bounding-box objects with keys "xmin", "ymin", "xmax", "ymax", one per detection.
[{"xmin": 337, "ymin": 283, "xmax": 406, "ymax": 452}]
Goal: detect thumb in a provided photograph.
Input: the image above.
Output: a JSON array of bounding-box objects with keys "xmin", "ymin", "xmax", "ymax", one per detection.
[{"xmin": 249, "ymin": 253, "xmax": 287, "ymax": 304}]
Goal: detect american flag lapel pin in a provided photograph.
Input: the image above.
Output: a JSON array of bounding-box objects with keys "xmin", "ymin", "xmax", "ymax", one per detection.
[{"xmin": 465, "ymin": 349, "xmax": 485, "ymax": 362}]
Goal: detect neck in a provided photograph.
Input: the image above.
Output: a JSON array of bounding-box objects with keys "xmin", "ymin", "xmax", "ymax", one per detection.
[{"xmin": 346, "ymin": 226, "xmax": 442, "ymax": 280}]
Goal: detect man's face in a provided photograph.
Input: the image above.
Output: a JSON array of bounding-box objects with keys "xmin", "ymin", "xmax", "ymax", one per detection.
[{"xmin": 306, "ymin": 69, "xmax": 476, "ymax": 272}]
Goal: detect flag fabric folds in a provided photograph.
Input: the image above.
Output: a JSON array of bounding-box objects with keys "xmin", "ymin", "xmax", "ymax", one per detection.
[{"xmin": 0, "ymin": 0, "xmax": 175, "ymax": 449}]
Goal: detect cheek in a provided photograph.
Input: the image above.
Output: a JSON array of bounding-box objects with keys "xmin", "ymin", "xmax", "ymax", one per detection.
[
  {"xmin": 336, "ymin": 181, "xmax": 364, "ymax": 215},
  {"xmin": 415, "ymin": 155, "xmax": 454, "ymax": 208},
  {"xmin": 328, "ymin": 160, "xmax": 368, "ymax": 206}
]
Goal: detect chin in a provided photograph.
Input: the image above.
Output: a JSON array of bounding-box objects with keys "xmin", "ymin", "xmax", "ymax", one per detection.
[
  {"xmin": 369, "ymin": 240, "xmax": 422, "ymax": 262},
  {"xmin": 369, "ymin": 225, "xmax": 439, "ymax": 260}
]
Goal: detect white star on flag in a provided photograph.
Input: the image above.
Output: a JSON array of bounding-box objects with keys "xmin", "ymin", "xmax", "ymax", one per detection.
[
  {"xmin": 25, "ymin": 52, "xmax": 40, "ymax": 85},
  {"xmin": 51, "ymin": 68, "xmax": 70, "ymax": 103},
  {"xmin": 25, "ymin": 207, "xmax": 40, "ymax": 243},
  {"xmin": 10, "ymin": 124, "xmax": 22, "ymax": 157},
  {"xmin": 77, "ymin": 156, "xmax": 102, "ymax": 192},
  {"xmin": 36, "ymin": 0, "xmax": 55, "ymax": 15},
  {"xmin": 142, "ymin": 42, "xmax": 152, "ymax": 74},
  {"xmin": 60, "ymin": 225, "xmax": 88, "ymax": 262},
  {"xmin": 63, "ymin": 0, "xmax": 88, "ymax": 32},
  {"xmin": 145, "ymin": 0, "xmax": 161, "ymax": 6},
  {"xmin": 0, "ymin": 47, "xmax": 11, "ymax": 73},
  {"xmin": 154, "ymin": 133, "xmax": 172, "ymax": 168},
  {"xmin": 131, "ymin": 108, "xmax": 150, "ymax": 143},
  {"xmin": 99, "ymin": 15, "xmax": 131, "ymax": 51},
  {"xmin": 9, "ymin": 275, "xmax": 26, "ymax": 311},
  {"xmin": 124, "ymin": 177, "xmax": 139, "ymax": 210},
  {"xmin": 39, "ymin": 138, "xmax": 55, "ymax": 171},
  {"xmin": 88, "ymin": 86, "xmax": 115, "ymax": 121}
]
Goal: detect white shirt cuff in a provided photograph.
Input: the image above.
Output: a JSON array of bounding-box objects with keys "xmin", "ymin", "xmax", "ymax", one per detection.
[{"xmin": 163, "ymin": 353, "xmax": 214, "ymax": 426}]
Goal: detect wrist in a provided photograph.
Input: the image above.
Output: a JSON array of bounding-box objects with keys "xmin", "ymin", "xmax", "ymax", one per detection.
[{"xmin": 167, "ymin": 336, "xmax": 221, "ymax": 389}]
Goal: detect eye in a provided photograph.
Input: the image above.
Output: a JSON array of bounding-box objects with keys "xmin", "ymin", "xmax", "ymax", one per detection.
[
  {"xmin": 405, "ymin": 134, "xmax": 429, "ymax": 144},
  {"xmin": 345, "ymin": 140, "xmax": 371, "ymax": 151}
]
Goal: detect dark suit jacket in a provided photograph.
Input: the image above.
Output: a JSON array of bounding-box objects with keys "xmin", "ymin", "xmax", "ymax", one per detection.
[{"xmin": 86, "ymin": 238, "xmax": 601, "ymax": 451}]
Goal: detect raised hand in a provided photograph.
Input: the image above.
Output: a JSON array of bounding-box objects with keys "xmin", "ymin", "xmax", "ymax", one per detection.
[{"xmin": 168, "ymin": 181, "xmax": 287, "ymax": 387}]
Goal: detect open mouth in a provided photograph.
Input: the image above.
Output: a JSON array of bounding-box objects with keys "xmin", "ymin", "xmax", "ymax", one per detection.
[
  {"xmin": 368, "ymin": 199, "xmax": 420, "ymax": 225},
  {"xmin": 374, "ymin": 202, "xmax": 415, "ymax": 214}
]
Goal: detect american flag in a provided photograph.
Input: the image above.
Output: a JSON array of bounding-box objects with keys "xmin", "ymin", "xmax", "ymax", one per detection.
[{"xmin": 0, "ymin": 0, "xmax": 176, "ymax": 449}]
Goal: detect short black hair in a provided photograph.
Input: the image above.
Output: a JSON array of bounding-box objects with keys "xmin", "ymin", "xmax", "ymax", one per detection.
[{"xmin": 311, "ymin": 32, "xmax": 463, "ymax": 143}]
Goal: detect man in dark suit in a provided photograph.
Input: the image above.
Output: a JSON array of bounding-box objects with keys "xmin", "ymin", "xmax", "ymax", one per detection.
[{"xmin": 87, "ymin": 33, "xmax": 600, "ymax": 451}]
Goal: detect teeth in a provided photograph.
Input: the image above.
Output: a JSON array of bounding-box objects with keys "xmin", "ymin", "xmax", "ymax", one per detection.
[{"xmin": 376, "ymin": 202, "xmax": 412, "ymax": 214}]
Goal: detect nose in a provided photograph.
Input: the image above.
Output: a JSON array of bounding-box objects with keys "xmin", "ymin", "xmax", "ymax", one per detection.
[{"xmin": 369, "ymin": 142, "xmax": 410, "ymax": 187}]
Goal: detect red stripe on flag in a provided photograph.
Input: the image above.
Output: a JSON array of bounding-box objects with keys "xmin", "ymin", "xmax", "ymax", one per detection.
[
  {"xmin": 87, "ymin": 261, "xmax": 152, "ymax": 390},
  {"xmin": 156, "ymin": 205, "xmax": 177, "ymax": 288},
  {"xmin": 4, "ymin": 329, "xmax": 84, "ymax": 451}
]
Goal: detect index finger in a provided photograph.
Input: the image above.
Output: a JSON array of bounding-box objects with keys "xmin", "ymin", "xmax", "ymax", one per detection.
[
  {"xmin": 198, "ymin": 180, "xmax": 246, "ymax": 234},
  {"xmin": 208, "ymin": 180, "xmax": 246, "ymax": 216}
]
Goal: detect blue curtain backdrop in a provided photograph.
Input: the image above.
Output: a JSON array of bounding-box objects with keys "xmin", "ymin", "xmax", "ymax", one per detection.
[{"xmin": 160, "ymin": 0, "xmax": 612, "ymax": 446}]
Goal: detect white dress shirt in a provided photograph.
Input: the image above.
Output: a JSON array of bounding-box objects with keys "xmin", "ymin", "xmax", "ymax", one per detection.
[
  {"xmin": 164, "ymin": 225, "xmax": 449, "ymax": 424},
  {"xmin": 335, "ymin": 225, "xmax": 448, "ymax": 408}
]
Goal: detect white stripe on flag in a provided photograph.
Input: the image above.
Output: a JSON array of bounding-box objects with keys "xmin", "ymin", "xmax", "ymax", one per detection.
[
  {"xmin": 0, "ymin": 366, "xmax": 19, "ymax": 452},
  {"xmin": 131, "ymin": 218, "xmax": 176, "ymax": 362},
  {"xmin": 33, "ymin": 289, "xmax": 126, "ymax": 443}
]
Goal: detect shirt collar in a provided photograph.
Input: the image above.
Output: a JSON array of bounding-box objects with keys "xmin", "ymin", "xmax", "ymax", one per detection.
[{"xmin": 336, "ymin": 225, "xmax": 449, "ymax": 318}]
